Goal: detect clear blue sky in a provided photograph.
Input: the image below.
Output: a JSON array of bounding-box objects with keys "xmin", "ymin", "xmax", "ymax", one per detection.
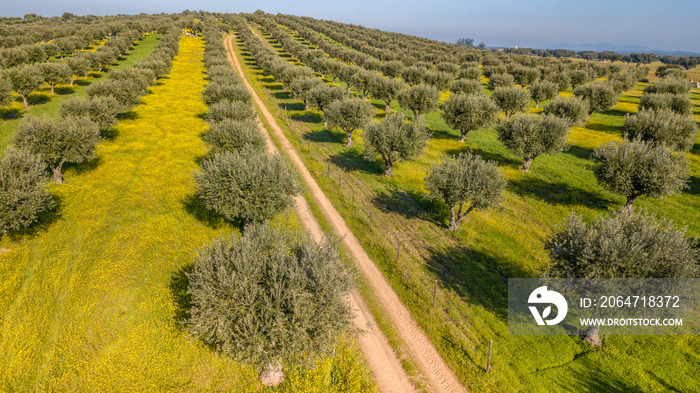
[{"xmin": 5, "ymin": 0, "xmax": 700, "ymax": 52}]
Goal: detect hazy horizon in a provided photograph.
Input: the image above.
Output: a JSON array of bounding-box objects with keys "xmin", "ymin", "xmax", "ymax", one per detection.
[{"xmin": 4, "ymin": 0, "xmax": 700, "ymax": 53}]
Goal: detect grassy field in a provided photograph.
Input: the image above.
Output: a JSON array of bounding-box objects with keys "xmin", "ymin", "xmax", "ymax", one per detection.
[
  {"xmin": 239, "ymin": 23, "xmax": 700, "ymax": 392},
  {"xmin": 0, "ymin": 33, "xmax": 162, "ymax": 153},
  {"xmin": 0, "ymin": 35, "xmax": 374, "ymax": 392}
]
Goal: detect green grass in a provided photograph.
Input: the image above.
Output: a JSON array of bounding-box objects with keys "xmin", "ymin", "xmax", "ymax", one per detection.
[
  {"xmin": 0, "ymin": 35, "xmax": 375, "ymax": 392},
  {"xmin": 243, "ymin": 24, "xmax": 700, "ymax": 392},
  {"xmin": 0, "ymin": 34, "xmax": 163, "ymax": 154}
]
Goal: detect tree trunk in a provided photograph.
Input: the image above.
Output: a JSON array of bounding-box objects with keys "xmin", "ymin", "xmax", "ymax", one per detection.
[
  {"xmin": 522, "ymin": 157, "xmax": 534, "ymax": 172},
  {"xmin": 260, "ymin": 361, "xmax": 285, "ymax": 387},
  {"xmin": 385, "ymin": 103, "xmax": 390, "ymax": 112},
  {"xmin": 70, "ymin": 77, "xmax": 76, "ymax": 86},
  {"xmin": 624, "ymin": 195, "xmax": 639, "ymax": 211},
  {"xmin": 459, "ymin": 130, "xmax": 467, "ymax": 142},
  {"xmin": 50, "ymin": 85, "xmax": 55, "ymax": 95},
  {"xmin": 448, "ymin": 206, "xmax": 458, "ymax": 231},
  {"xmin": 583, "ymin": 324, "xmax": 602, "ymax": 346},
  {"xmin": 242, "ymin": 218, "xmax": 253, "ymax": 234},
  {"xmin": 384, "ymin": 160, "xmax": 393, "ymax": 176},
  {"xmin": 323, "ymin": 120, "xmax": 328, "ymax": 127},
  {"xmin": 21, "ymin": 95, "xmax": 29, "ymax": 109},
  {"xmin": 345, "ymin": 131, "xmax": 353, "ymax": 147},
  {"xmin": 51, "ymin": 163, "xmax": 64, "ymax": 184},
  {"xmin": 305, "ymin": 103, "xmax": 309, "ymax": 111},
  {"xmin": 535, "ymin": 101, "xmax": 540, "ymax": 109}
]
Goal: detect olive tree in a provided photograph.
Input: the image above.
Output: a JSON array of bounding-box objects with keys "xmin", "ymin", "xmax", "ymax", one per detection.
[
  {"xmin": 14, "ymin": 115, "xmax": 101, "ymax": 184},
  {"xmin": 306, "ymin": 84, "xmax": 348, "ymax": 113},
  {"xmin": 442, "ymin": 93, "xmax": 498, "ymax": 142},
  {"xmin": 573, "ymin": 82, "xmax": 618, "ymax": 114},
  {"xmin": 40, "ymin": 62, "xmax": 71, "ymax": 94},
  {"xmin": 322, "ymin": 97, "xmax": 374, "ymax": 147},
  {"xmin": 497, "ymin": 114, "xmax": 570, "ymax": 171},
  {"xmin": 492, "ymin": 86, "xmax": 531, "ymax": 120},
  {"xmin": 449, "ymin": 79, "xmax": 482, "ymax": 96},
  {"xmin": 203, "ymin": 82, "xmax": 252, "ymax": 106},
  {"xmin": 401, "ymin": 66, "xmax": 427, "ymax": 86},
  {"xmin": 425, "ymin": 151, "xmax": 506, "ymax": 231},
  {"xmin": 207, "ymin": 99, "xmax": 256, "ymax": 122},
  {"xmin": 0, "ymin": 75, "xmax": 12, "ymax": 107},
  {"xmin": 187, "ymin": 222, "xmax": 352, "ymax": 385},
  {"xmin": 86, "ymin": 79, "xmax": 143, "ymax": 110},
  {"xmin": 488, "ymin": 73, "xmax": 514, "ymax": 90},
  {"xmin": 0, "ymin": 146, "xmax": 54, "ymax": 235},
  {"xmin": 646, "ymin": 78, "xmax": 690, "ymax": 95},
  {"xmin": 623, "ymin": 108, "xmax": 698, "ymax": 151},
  {"xmin": 204, "ymin": 119, "xmax": 266, "ymax": 154},
  {"xmin": 289, "ymin": 77, "xmax": 323, "ymax": 110},
  {"xmin": 7, "ymin": 65, "xmax": 44, "ymax": 109},
  {"xmin": 546, "ymin": 209, "xmax": 699, "ymax": 345},
  {"xmin": 368, "ymin": 75, "xmax": 406, "ymax": 112},
  {"xmin": 59, "ymin": 96, "xmax": 120, "ymax": 133},
  {"xmin": 639, "ymin": 93, "xmax": 693, "ymax": 115},
  {"xmin": 423, "ymin": 70, "xmax": 453, "ymax": 91},
  {"xmin": 195, "ymin": 151, "xmax": 300, "ymax": 227},
  {"xmin": 66, "ymin": 56, "xmax": 91, "ymax": 85},
  {"xmin": 592, "ymin": 139, "xmax": 689, "ymax": 210},
  {"xmin": 542, "ymin": 96, "xmax": 589, "ymax": 126},
  {"xmin": 397, "ymin": 84, "xmax": 440, "ymax": 119},
  {"xmin": 381, "ymin": 60, "xmax": 404, "ymax": 78},
  {"xmin": 363, "ymin": 112, "xmax": 429, "ymax": 176},
  {"xmin": 529, "ymin": 81, "xmax": 558, "ymax": 108}
]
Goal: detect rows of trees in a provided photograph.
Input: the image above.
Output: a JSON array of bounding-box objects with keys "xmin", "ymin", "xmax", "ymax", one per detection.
[
  {"xmin": 186, "ymin": 19, "xmax": 353, "ymax": 388},
  {"xmin": 0, "ymin": 24, "xmax": 180, "ymax": 236}
]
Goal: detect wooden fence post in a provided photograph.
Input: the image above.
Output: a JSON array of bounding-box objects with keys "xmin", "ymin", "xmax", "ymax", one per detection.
[{"xmin": 486, "ymin": 340, "xmax": 493, "ymax": 373}]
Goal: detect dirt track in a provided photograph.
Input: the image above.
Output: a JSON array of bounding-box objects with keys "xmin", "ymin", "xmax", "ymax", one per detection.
[{"xmin": 225, "ymin": 33, "xmax": 466, "ymax": 393}]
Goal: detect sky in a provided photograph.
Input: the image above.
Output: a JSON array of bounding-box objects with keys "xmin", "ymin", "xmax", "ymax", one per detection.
[{"xmin": 4, "ymin": 0, "xmax": 700, "ymax": 53}]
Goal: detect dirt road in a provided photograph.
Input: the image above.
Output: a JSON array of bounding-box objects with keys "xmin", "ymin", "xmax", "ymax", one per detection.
[{"xmin": 225, "ymin": 33, "xmax": 466, "ymax": 393}]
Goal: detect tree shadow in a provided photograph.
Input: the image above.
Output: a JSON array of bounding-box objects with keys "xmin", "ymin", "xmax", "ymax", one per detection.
[
  {"xmin": 430, "ymin": 128, "xmax": 460, "ymax": 141},
  {"xmin": 559, "ymin": 366, "xmax": 648, "ymax": 393},
  {"xmin": 280, "ymin": 101, "xmax": 304, "ymax": 112},
  {"xmin": 329, "ymin": 148, "xmax": 377, "ymax": 174},
  {"xmin": 65, "ymin": 156, "xmax": 102, "ymax": 176},
  {"xmin": 54, "ymin": 86, "xmax": 75, "ymax": 95},
  {"xmin": 27, "ymin": 93, "xmax": 50, "ymax": 106},
  {"xmin": 5, "ymin": 194, "xmax": 63, "ymax": 242},
  {"xmin": 0, "ymin": 107, "xmax": 22, "ymax": 120},
  {"xmin": 509, "ymin": 177, "xmax": 615, "ymax": 210},
  {"xmin": 100, "ymin": 127, "xmax": 119, "ymax": 141},
  {"xmin": 444, "ymin": 145, "xmax": 523, "ymax": 170},
  {"xmin": 370, "ymin": 188, "xmax": 428, "ymax": 220},
  {"xmin": 565, "ymin": 145, "xmax": 594, "ymax": 160},
  {"xmin": 291, "ymin": 112, "xmax": 321, "ymax": 124},
  {"xmin": 181, "ymin": 193, "xmax": 230, "ymax": 230},
  {"xmin": 169, "ymin": 263, "xmax": 194, "ymax": 324},
  {"xmin": 687, "ymin": 175, "xmax": 700, "ymax": 197},
  {"xmin": 303, "ymin": 128, "xmax": 344, "ymax": 144},
  {"xmin": 74, "ymin": 79, "xmax": 91, "ymax": 86},
  {"xmin": 426, "ymin": 245, "xmax": 529, "ymax": 320},
  {"xmin": 116, "ymin": 111, "xmax": 138, "ymax": 121}
]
